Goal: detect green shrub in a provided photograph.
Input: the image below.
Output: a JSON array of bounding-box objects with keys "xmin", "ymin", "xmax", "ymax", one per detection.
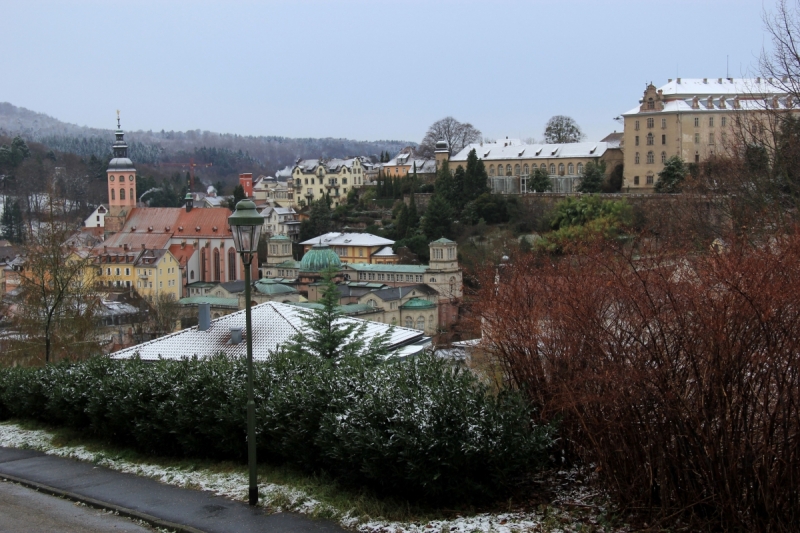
[{"xmin": 0, "ymin": 352, "xmax": 554, "ymax": 503}]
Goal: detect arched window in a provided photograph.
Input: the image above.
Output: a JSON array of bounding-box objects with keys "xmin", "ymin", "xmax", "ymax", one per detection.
[
  {"xmin": 577, "ymin": 163, "xmax": 584, "ymax": 174},
  {"xmin": 504, "ymin": 164, "xmax": 511, "ymax": 176},
  {"xmin": 429, "ymin": 315, "xmax": 434, "ymax": 329},
  {"xmin": 201, "ymin": 249, "xmax": 207, "ymax": 281},
  {"xmin": 514, "ymin": 164, "xmax": 520, "ymax": 176},
  {"xmin": 635, "ymin": 152, "xmax": 640, "ymax": 164},
  {"xmin": 416, "ymin": 317, "xmax": 425, "ymax": 330},
  {"xmin": 405, "ymin": 316, "xmax": 413, "ymax": 328},
  {"xmin": 523, "ymin": 164, "xmax": 529, "ymax": 175},
  {"xmin": 449, "ymin": 276, "xmax": 456, "ymax": 293},
  {"xmin": 228, "ymin": 248, "xmax": 236, "ymax": 280},
  {"xmin": 130, "ymin": 188, "xmax": 134, "ymax": 201},
  {"xmin": 549, "ymin": 164, "xmax": 555, "ymax": 175},
  {"xmin": 213, "ymin": 248, "xmax": 220, "ymax": 281},
  {"xmin": 568, "ymin": 163, "xmax": 574, "ymax": 175},
  {"xmin": 367, "ymin": 299, "xmax": 376, "ymax": 307},
  {"xmin": 661, "ymin": 151, "xmax": 667, "ymax": 164},
  {"xmin": 489, "ymin": 165, "xmax": 495, "ymax": 176},
  {"xmin": 190, "ymin": 270, "xmax": 195, "ymax": 280},
  {"xmin": 647, "ymin": 151, "xmax": 655, "ymax": 164},
  {"xmin": 646, "ymin": 133, "xmax": 654, "ymax": 145},
  {"xmin": 111, "ymin": 189, "xmax": 115, "ymax": 200},
  {"xmin": 119, "ymin": 188, "xmax": 125, "ymax": 200},
  {"xmin": 558, "ymin": 163, "xmax": 565, "ymax": 175}
]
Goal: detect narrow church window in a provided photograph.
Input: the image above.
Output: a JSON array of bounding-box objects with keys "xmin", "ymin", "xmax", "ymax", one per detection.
[
  {"xmin": 111, "ymin": 189, "xmax": 115, "ymax": 200},
  {"xmin": 661, "ymin": 151, "xmax": 667, "ymax": 163},
  {"xmin": 120, "ymin": 188, "xmax": 125, "ymax": 200}
]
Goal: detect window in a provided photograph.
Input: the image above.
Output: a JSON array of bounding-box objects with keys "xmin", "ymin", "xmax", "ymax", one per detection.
[
  {"xmin": 514, "ymin": 164, "xmax": 520, "ymax": 176},
  {"xmin": 647, "ymin": 151, "xmax": 654, "ymax": 164},
  {"xmin": 106, "ymin": 268, "xmax": 111, "ymax": 275},
  {"xmin": 416, "ymin": 317, "xmax": 425, "ymax": 330},
  {"xmin": 694, "ymin": 133, "xmax": 700, "ymax": 144},
  {"xmin": 661, "ymin": 151, "xmax": 667, "ymax": 163},
  {"xmin": 549, "ymin": 164, "xmax": 555, "ymax": 174},
  {"xmin": 540, "ymin": 163, "xmax": 546, "ymax": 171},
  {"xmin": 120, "ymin": 188, "xmax": 125, "ymax": 200},
  {"xmin": 568, "ymin": 163, "xmax": 574, "ymax": 174},
  {"xmin": 405, "ymin": 317, "xmax": 413, "ymax": 328},
  {"xmin": 270, "ymin": 244, "xmax": 277, "ymax": 255},
  {"xmin": 489, "ymin": 165, "xmax": 495, "ymax": 176},
  {"xmin": 661, "ymin": 118, "xmax": 667, "ymax": 129},
  {"xmin": 125, "ymin": 268, "xmax": 130, "ymax": 275},
  {"xmin": 506, "ymin": 164, "xmax": 512, "ymax": 176},
  {"xmin": 111, "ymin": 189, "xmax": 115, "ymax": 200},
  {"xmin": 647, "ymin": 98, "xmax": 655, "ymax": 110},
  {"xmin": 635, "ymin": 135, "xmax": 640, "ymax": 146},
  {"xmin": 709, "ymin": 133, "xmax": 715, "ymax": 145},
  {"xmin": 709, "ymin": 117, "xmax": 714, "ymax": 127},
  {"xmin": 662, "ymin": 134, "xmax": 666, "ymax": 145},
  {"xmin": 429, "ymin": 277, "xmax": 436, "ymax": 282},
  {"xmin": 635, "ymin": 120, "xmax": 640, "ymax": 130},
  {"xmin": 695, "ymin": 151, "xmax": 700, "ymax": 163},
  {"xmin": 634, "ymin": 176, "xmax": 640, "ymax": 185},
  {"xmin": 646, "ymin": 174, "xmax": 654, "ymax": 185},
  {"xmin": 130, "ymin": 188, "xmax": 133, "ymax": 201},
  {"xmin": 115, "ymin": 268, "xmax": 120, "ymax": 275},
  {"xmin": 213, "ymin": 249, "xmax": 220, "ymax": 281},
  {"xmin": 646, "ymin": 133, "xmax": 654, "ymax": 145},
  {"xmin": 577, "ymin": 163, "xmax": 584, "ymax": 174},
  {"xmin": 721, "ymin": 116, "xmax": 727, "ymax": 127},
  {"xmin": 647, "ymin": 117, "xmax": 654, "ymax": 128},
  {"xmin": 190, "ymin": 270, "xmax": 195, "ymax": 280},
  {"xmin": 635, "ymin": 152, "xmax": 640, "ymax": 164},
  {"xmin": 558, "ymin": 163, "xmax": 565, "ymax": 175},
  {"xmin": 523, "ymin": 164, "xmax": 529, "ymax": 175},
  {"xmin": 694, "ymin": 117, "xmax": 700, "ymax": 127}
]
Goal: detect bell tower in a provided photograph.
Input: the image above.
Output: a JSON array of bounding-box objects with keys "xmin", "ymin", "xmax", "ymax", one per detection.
[{"xmin": 105, "ymin": 111, "xmax": 137, "ymax": 233}]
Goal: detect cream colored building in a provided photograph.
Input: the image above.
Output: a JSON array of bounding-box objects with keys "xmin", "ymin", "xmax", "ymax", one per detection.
[
  {"xmin": 622, "ymin": 77, "xmax": 797, "ymax": 192},
  {"xmin": 134, "ymin": 248, "xmax": 182, "ymax": 301},
  {"xmin": 442, "ymin": 138, "xmax": 623, "ymax": 194},
  {"xmin": 290, "ymin": 157, "xmax": 373, "ymax": 208}
]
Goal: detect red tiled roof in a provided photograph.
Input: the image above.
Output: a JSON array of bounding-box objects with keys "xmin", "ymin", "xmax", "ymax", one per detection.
[{"xmin": 169, "ymin": 244, "xmax": 196, "ymax": 266}]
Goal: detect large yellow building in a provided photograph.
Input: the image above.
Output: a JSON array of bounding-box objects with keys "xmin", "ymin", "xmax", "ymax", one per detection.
[
  {"xmin": 134, "ymin": 248, "xmax": 182, "ymax": 301},
  {"xmin": 290, "ymin": 157, "xmax": 373, "ymax": 208},
  {"xmin": 622, "ymin": 77, "xmax": 796, "ymax": 192}
]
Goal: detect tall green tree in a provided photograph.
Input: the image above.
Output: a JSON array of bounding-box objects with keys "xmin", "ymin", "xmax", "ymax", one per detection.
[
  {"xmin": 528, "ymin": 167, "xmax": 553, "ymax": 192},
  {"xmin": 281, "ymin": 268, "xmax": 389, "ymax": 361},
  {"xmin": 577, "ymin": 161, "xmax": 606, "ymax": 193},
  {"xmin": 422, "ymin": 193, "xmax": 453, "ymax": 240},
  {"xmin": 654, "ymin": 156, "xmax": 687, "ymax": 193},
  {"xmin": 299, "ymin": 197, "xmax": 334, "ymax": 241},
  {"xmin": 464, "ymin": 148, "xmax": 490, "ymax": 203},
  {"xmin": 232, "ymin": 184, "xmax": 246, "ymax": 207}
]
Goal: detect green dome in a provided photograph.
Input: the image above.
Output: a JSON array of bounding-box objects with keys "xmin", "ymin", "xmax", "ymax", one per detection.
[
  {"xmin": 254, "ymin": 279, "xmax": 297, "ymax": 295},
  {"xmin": 400, "ymin": 297, "xmax": 436, "ymax": 310},
  {"xmin": 300, "ymin": 243, "xmax": 341, "ymax": 272}
]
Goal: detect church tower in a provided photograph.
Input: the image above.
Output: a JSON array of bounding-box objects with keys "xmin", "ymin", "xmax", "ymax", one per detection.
[{"xmin": 105, "ymin": 111, "xmax": 137, "ymax": 233}]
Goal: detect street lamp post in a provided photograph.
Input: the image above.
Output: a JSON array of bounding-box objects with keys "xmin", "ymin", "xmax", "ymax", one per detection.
[{"xmin": 228, "ymin": 199, "xmax": 263, "ymax": 506}]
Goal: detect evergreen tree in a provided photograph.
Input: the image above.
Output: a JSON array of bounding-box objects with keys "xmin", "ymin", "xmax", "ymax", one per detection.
[
  {"xmin": 299, "ymin": 197, "xmax": 334, "ymax": 241},
  {"xmin": 577, "ymin": 161, "xmax": 606, "ymax": 194},
  {"xmin": 232, "ymin": 184, "xmax": 246, "ymax": 207},
  {"xmin": 408, "ymin": 190, "xmax": 419, "ymax": 230},
  {"xmin": 654, "ymin": 156, "xmax": 687, "ymax": 193},
  {"xmin": 395, "ymin": 203, "xmax": 410, "ymax": 239},
  {"xmin": 1, "ymin": 199, "xmax": 14, "ymax": 242},
  {"xmin": 464, "ymin": 148, "xmax": 490, "ymax": 203},
  {"xmin": 393, "ymin": 176, "xmax": 401, "ymax": 198},
  {"xmin": 528, "ymin": 167, "xmax": 553, "ymax": 192},
  {"xmin": 282, "ymin": 268, "xmax": 388, "ymax": 361},
  {"xmin": 434, "ymin": 160, "xmax": 455, "ymax": 205},
  {"xmin": 422, "ymin": 193, "xmax": 453, "ymax": 240}
]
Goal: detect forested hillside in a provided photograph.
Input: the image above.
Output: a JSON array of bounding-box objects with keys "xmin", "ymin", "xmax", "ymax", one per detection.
[{"xmin": 0, "ymin": 102, "xmax": 411, "ymax": 179}]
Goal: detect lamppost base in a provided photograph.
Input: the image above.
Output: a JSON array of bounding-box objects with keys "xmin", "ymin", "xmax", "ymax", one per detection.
[{"xmin": 249, "ymin": 487, "xmax": 258, "ymax": 506}]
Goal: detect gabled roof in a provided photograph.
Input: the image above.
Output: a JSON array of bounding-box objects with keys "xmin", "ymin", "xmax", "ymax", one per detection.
[
  {"xmin": 430, "ymin": 237, "xmax": 455, "ymax": 245},
  {"xmin": 451, "ymin": 141, "xmax": 610, "ymax": 162},
  {"xmin": 168, "ymin": 244, "xmax": 195, "ymax": 266},
  {"xmin": 110, "ymin": 301, "xmax": 428, "ymax": 361},
  {"xmin": 373, "ymin": 246, "xmax": 397, "ymax": 257}
]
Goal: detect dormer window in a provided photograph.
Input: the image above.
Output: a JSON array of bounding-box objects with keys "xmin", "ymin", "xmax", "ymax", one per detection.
[{"xmin": 647, "ymin": 98, "xmax": 654, "ymax": 110}]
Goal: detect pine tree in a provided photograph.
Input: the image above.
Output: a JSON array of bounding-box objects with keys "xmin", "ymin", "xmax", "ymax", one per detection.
[
  {"xmin": 452, "ymin": 165, "xmax": 467, "ymax": 214},
  {"xmin": 577, "ymin": 161, "xmax": 606, "ymax": 194},
  {"xmin": 396, "ymin": 203, "xmax": 410, "ymax": 239},
  {"xmin": 464, "ymin": 148, "xmax": 490, "ymax": 203},
  {"xmin": 408, "ymin": 190, "xmax": 419, "ymax": 230},
  {"xmin": 422, "ymin": 193, "xmax": 453, "ymax": 240},
  {"xmin": 654, "ymin": 156, "xmax": 687, "ymax": 193},
  {"xmin": 528, "ymin": 168, "xmax": 553, "ymax": 192}
]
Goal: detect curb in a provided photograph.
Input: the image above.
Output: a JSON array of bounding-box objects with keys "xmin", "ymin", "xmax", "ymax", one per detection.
[{"xmin": 0, "ymin": 472, "xmax": 206, "ymax": 533}]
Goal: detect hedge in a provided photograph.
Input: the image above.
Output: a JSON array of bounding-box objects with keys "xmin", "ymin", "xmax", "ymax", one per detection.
[{"xmin": 0, "ymin": 352, "xmax": 554, "ymax": 502}]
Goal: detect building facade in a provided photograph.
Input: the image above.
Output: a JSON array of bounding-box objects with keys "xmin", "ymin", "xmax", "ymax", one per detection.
[
  {"xmin": 290, "ymin": 157, "xmax": 373, "ymax": 208},
  {"xmin": 622, "ymin": 77, "xmax": 797, "ymax": 192},
  {"xmin": 443, "ymin": 138, "xmax": 623, "ymax": 194}
]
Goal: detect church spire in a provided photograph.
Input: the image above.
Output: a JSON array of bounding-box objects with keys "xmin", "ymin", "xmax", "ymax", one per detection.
[{"xmin": 113, "ymin": 110, "xmax": 128, "ymax": 159}]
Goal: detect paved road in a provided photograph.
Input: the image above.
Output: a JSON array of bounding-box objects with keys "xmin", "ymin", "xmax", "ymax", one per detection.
[
  {"xmin": 0, "ymin": 447, "xmax": 346, "ymax": 533},
  {"xmin": 0, "ymin": 479, "xmax": 155, "ymax": 533}
]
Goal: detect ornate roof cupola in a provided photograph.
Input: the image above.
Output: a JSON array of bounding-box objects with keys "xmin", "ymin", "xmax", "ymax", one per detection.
[{"xmin": 106, "ymin": 111, "xmax": 137, "ymax": 231}]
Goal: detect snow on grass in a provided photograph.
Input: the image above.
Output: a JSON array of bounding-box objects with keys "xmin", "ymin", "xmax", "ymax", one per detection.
[{"xmin": 0, "ymin": 422, "xmax": 625, "ymax": 532}]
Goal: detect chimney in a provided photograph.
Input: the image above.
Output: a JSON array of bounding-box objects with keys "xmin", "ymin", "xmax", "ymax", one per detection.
[
  {"xmin": 198, "ymin": 303, "xmax": 211, "ymax": 331},
  {"xmin": 141, "ymin": 243, "xmax": 145, "ymax": 250},
  {"xmin": 703, "ymin": 78, "xmax": 708, "ymax": 84},
  {"xmin": 229, "ymin": 327, "xmax": 243, "ymax": 345}
]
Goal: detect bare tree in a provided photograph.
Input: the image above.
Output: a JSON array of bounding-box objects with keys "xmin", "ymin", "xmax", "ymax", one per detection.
[
  {"xmin": 761, "ymin": 0, "xmax": 800, "ymax": 100},
  {"xmin": 543, "ymin": 115, "xmax": 585, "ymax": 144},
  {"xmin": 419, "ymin": 117, "xmax": 482, "ymax": 156}
]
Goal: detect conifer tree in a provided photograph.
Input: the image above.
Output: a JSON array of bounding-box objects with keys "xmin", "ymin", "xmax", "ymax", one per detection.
[
  {"xmin": 464, "ymin": 148, "xmax": 490, "ymax": 203},
  {"xmin": 423, "ymin": 193, "xmax": 453, "ymax": 240},
  {"xmin": 528, "ymin": 167, "xmax": 553, "ymax": 192},
  {"xmin": 577, "ymin": 161, "xmax": 606, "ymax": 194}
]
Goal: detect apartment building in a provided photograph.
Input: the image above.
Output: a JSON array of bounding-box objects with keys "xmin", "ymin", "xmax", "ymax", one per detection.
[{"xmin": 290, "ymin": 157, "xmax": 373, "ymax": 208}]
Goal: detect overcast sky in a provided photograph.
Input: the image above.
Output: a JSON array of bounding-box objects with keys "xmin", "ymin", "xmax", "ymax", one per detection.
[{"xmin": 0, "ymin": 0, "xmax": 779, "ymax": 144}]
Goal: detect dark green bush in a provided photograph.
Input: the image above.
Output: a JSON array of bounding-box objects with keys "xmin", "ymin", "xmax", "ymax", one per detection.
[{"xmin": 0, "ymin": 352, "xmax": 554, "ymax": 503}]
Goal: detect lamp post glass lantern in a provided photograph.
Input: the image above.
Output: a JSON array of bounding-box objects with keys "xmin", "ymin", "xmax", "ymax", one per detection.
[{"xmin": 228, "ymin": 199, "xmax": 263, "ymax": 506}]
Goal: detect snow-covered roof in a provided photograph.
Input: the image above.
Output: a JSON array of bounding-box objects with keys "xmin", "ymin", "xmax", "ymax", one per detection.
[
  {"xmin": 451, "ymin": 141, "xmax": 610, "ymax": 162},
  {"xmin": 300, "ymin": 232, "xmax": 394, "ymax": 247},
  {"xmin": 110, "ymin": 301, "xmax": 428, "ymax": 361},
  {"xmin": 658, "ymin": 77, "xmax": 786, "ymax": 96}
]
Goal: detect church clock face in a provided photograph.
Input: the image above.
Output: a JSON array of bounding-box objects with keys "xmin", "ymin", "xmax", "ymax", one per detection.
[
  {"xmin": 129, "ymin": 175, "xmax": 134, "ymax": 181},
  {"xmin": 110, "ymin": 175, "xmax": 115, "ymax": 181}
]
